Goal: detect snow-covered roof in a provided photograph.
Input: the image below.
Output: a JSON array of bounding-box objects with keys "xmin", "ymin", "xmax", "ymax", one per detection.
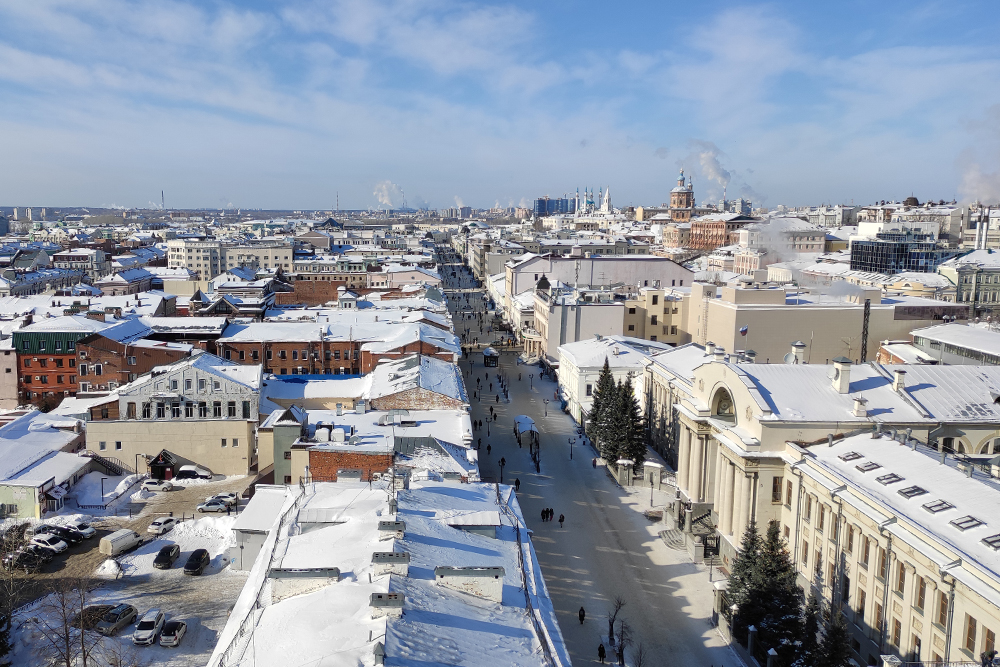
[
  {"xmin": 910, "ymin": 323, "xmax": 1000, "ymax": 356},
  {"xmin": 305, "ymin": 408, "xmax": 472, "ymax": 450},
  {"xmin": 232, "ymin": 485, "xmax": 296, "ymax": 533},
  {"xmin": 558, "ymin": 335, "xmax": 674, "ymax": 370},
  {"xmin": 211, "ymin": 481, "xmax": 566, "ymax": 667},
  {"xmin": 367, "ymin": 355, "xmax": 467, "ymax": 403},
  {"xmin": 941, "ymin": 249, "xmax": 1000, "ymax": 269},
  {"xmin": 0, "ymin": 411, "xmax": 83, "ymax": 482}
]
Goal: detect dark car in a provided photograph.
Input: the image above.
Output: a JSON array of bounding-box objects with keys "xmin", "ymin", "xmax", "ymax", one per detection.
[
  {"xmin": 36, "ymin": 525, "xmax": 83, "ymax": 546},
  {"xmin": 2, "ymin": 549, "xmax": 43, "ymax": 573},
  {"xmin": 153, "ymin": 544, "xmax": 181, "ymax": 570},
  {"xmin": 72, "ymin": 604, "xmax": 115, "ymax": 630},
  {"xmin": 183, "ymin": 549, "xmax": 210, "ymax": 575},
  {"xmin": 22, "ymin": 544, "xmax": 54, "ymax": 563}
]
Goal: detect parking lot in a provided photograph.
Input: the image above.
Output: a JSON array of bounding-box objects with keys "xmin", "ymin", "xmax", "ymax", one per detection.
[{"xmin": 5, "ymin": 476, "xmax": 254, "ymax": 666}]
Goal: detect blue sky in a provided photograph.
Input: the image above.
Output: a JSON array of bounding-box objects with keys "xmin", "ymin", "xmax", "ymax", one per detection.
[{"xmin": 1, "ymin": 0, "xmax": 999, "ymax": 210}]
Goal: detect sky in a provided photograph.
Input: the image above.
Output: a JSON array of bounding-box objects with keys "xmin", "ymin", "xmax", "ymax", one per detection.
[{"xmin": 1, "ymin": 0, "xmax": 1000, "ymax": 211}]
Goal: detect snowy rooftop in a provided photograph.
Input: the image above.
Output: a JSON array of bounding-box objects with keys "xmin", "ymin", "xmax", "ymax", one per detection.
[
  {"xmin": 305, "ymin": 409, "xmax": 472, "ymax": 450},
  {"xmin": 558, "ymin": 335, "xmax": 675, "ymax": 369},
  {"xmin": 0, "ymin": 411, "xmax": 83, "ymax": 482},
  {"xmin": 910, "ymin": 323, "xmax": 1000, "ymax": 356},
  {"xmin": 803, "ymin": 433, "xmax": 1000, "ymax": 588},
  {"xmin": 211, "ymin": 482, "xmax": 565, "ymax": 667}
]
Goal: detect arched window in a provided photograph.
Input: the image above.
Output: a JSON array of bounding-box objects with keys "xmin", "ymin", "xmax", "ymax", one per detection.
[{"xmin": 712, "ymin": 387, "xmax": 736, "ymax": 422}]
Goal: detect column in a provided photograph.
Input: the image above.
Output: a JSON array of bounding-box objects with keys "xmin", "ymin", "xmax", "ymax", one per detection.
[
  {"xmin": 722, "ymin": 461, "xmax": 735, "ymax": 536},
  {"xmin": 736, "ymin": 470, "xmax": 750, "ymax": 540},
  {"xmin": 690, "ymin": 436, "xmax": 704, "ymax": 502},
  {"xmin": 712, "ymin": 451, "xmax": 725, "ymax": 510},
  {"xmin": 677, "ymin": 428, "xmax": 691, "ymax": 494}
]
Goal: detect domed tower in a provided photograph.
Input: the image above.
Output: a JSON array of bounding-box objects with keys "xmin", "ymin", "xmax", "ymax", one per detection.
[{"xmin": 669, "ymin": 170, "xmax": 695, "ymax": 222}]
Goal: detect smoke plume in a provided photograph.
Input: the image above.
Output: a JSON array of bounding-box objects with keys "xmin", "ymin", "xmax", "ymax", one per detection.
[
  {"xmin": 373, "ymin": 180, "xmax": 404, "ymax": 209},
  {"xmin": 454, "ymin": 196, "xmax": 464, "ymax": 208}
]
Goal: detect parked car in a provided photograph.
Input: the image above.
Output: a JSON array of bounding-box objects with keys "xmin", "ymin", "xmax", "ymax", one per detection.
[
  {"xmin": 159, "ymin": 620, "xmax": 187, "ymax": 647},
  {"xmin": 46, "ymin": 526, "xmax": 84, "ymax": 545},
  {"xmin": 183, "ymin": 549, "xmax": 210, "ymax": 575},
  {"xmin": 73, "ymin": 604, "xmax": 115, "ymax": 630},
  {"xmin": 205, "ymin": 492, "xmax": 238, "ymax": 507},
  {"xmin": 2, "ymin": 549, "xmax": 43, "ymax": 573},
  {"xmin": 175, "ymin": 465, "xmax": 212, "ymax": 480},
  {"xmin": 153, "ymin": 544, "xmax": 180, "ymax": 570},
  {"xmin": 132, "ymin": 609, "xmax": 165, "ymax": 646},
  {"xmin": 147, "ymin": 517, "xmax": 177, "ymax": 535},
  {"xmin": 196, "ymin": 499, "xmax": 228, "ymax": 513},
  {"xmin": 142, "ymin": 479, "xmax": 174, "ymax": 492},
  {"xmin": 22, "ymin": 544, "xmax": 54, "ymax": 563},
  {"xmin": 95, "ymin": 603, "xmax": 138, "ymax": 636},
  {"xmin": 63, "ymin": 520, "xmax": 97, "ymax": 539},
  {"xmin": 31, "ymin": 534, "xmax": 68, "ymax": 554}
]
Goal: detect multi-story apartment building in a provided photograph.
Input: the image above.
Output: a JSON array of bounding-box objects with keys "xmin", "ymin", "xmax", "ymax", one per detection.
[
  {"xmin": 167, "ymin": 239, "xmax": 222, "ymax": 277},
  {"xmin": 76, "ymin": 331, "xmax": 193, "ymax": 391},
  {"xmin": 84, "ymin": 353, "xmax": 262, "ymax": 477},
  {"xmin": 936, "ymin": 250, "xmax": 1000, "ymax": 317},
  {"xmin": 688, "ymin": 213, "xmax": 757, "ymax": 250},
  {"xmin": 528, "ymin": 286, "xmax": 624, "ymax": 364},
  {"xmin": 623, "ymin": 287, "xmax": 690, "ymax": 345},
  {"xmin": 167, "ymin": 239, "xmax": 295, "ymax": 279},
  {"xmin": 52, "ymin": 248, "xmax": 108, "ymax": 280},
  {"xmin": 223, "ymin": 241, "xmax": 293, "ymax": 274}
]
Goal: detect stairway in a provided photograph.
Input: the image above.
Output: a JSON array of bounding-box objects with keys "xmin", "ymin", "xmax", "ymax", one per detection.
[
  {"xmin": 658, "ymin": 529, "xmax": 686, "ymax": 551},
  {"xmin": 89, "ymin": 454, "xmax": 134, "ymax": 477}
]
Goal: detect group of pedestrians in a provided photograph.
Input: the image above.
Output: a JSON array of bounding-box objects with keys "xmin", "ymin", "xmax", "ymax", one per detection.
[{"xmin": 540, "ymin": 508, "xmax": 564, "ymax": 527}]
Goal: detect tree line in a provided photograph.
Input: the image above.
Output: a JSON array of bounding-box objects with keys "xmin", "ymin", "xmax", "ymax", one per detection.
[{"xmin": 586, "ymin": 358, "xmax": 646, "ymax": 471}]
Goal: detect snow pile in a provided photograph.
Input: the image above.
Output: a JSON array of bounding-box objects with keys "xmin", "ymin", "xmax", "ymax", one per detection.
[
  {"xmin": 130, "ymin": 487, "xmax": 153, "ymax": 502},
  {"xmin": 116, "ymin": 515, "xmax": 237, "ymax": 577},
  {"xmin": 95, "ymin": 558, "xmax": 122, "ymax": 578},
  {"xmin": 67, "ymin": 471, "xmax": 140, "ymax": 506}
]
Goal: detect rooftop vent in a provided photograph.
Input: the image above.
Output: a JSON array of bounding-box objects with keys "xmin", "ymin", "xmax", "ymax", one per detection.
[
  {"xmin": 982, "ymin": 534, "xmax": 1000, "ymax": 551},
  {"xmin": 950, "ymin": 516, "xmax": 984, "ymax": 531},
  {"xmin": 876, "ymin": 473, "xmax": 904, "ymax": 485},
  {"xmin": 923, "ymin": 499, "xmax": 954, "ymax": 514},
  {"xmin": 897, "ymin": 485, "xmax": 927, "ymax": 499},
  {"xmin": 838, "ymin": 452, "xmax": 863, "ymax": 462},
  {"xmin": 856, "ymin": 461, "xmax": 881, "ymax": 473}
]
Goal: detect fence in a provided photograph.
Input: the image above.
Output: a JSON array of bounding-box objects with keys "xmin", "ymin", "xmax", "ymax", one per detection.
[
  {"xmin": 494, "ymin": 484, "xmax": 559, "ymax": 667},
  {"xmin": 211, "ymin": 485, "xmax": 307, "ymax": 667},
  {"xmin": 75, "ymin": 476, "xmax": 145, "ymax": 511}
]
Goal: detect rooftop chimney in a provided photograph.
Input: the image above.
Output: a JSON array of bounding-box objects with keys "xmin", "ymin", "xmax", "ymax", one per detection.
[
  {"xmin": 791, "ymin": 341, "xmax": 806, "ymax": 364},
  {"xmin": 833, "ymin": 357, "xmax": 852, "ymax": 394},
  {"xmin": 852, "ymin": 396, "xmax": 867, "ymax": 417},
  {"xmin": 714, "ymin": 347, "xmax": 726, "ymax": 362},
  {"xmin": 892, "ymin": 369, "xmax": 906, "ymax": 392},
  {"xmin": 705, "ymin": 341, "xmax": 715, "ymax": 356},
  {"xmin": 745, "ymin": 349, "xmax": 757, "ymax": 364}
]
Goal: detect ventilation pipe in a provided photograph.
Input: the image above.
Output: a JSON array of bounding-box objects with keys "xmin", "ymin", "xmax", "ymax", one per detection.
[
  {"xmin": 791, "ymin": 341, "xmax": 806, "ymax": 364},
  {"xmin": 892, "ymin": 369, "xmax": 907, "ymax": 392},
  {"xmin": 852, "ymin": 396, "xmax": 868, "ymax": 418},
  {"xmin": 832, "ymin": 357, "xmax": 852, "ymax": 394},
  {"xmin": 745, "ymin": 349, "xmax": 757, "ymax": 364},
  {"xmin": 713, "ymin": 347, "xmax": 726, "ymax": 362},
  {"xmin": 705, "ymin": 341, "xmax": 715, "ymax": 356}
]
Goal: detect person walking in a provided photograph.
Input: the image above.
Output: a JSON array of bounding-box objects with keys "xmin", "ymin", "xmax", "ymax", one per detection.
[
  {"xmin": 592, "ymin": 458, "xmax": 597, "ymax": 469},
  {"xmin": 486, "ymin": 444, "xmax": 491, "ymax": 456},
  {"xmin": 514, "ymin": 478, "xmax": 520, "ymax": 492},
  {"xmin": 495, "ymin": 394, "xmax": 500, "ymax": 404},
  {"xmin": 578, "ymin": 607, "xmax": 585, "ymax": 624},
  {"xmin": 559, "ymin": 514, "xmax": 565, "ymax": 528},
  {"xmin": 540, "ymin": 508, "xmax": 546, "ymax": 522},
  {"xmin": 597, "ymin": 643, "xmax": 606, "ymax": 664},
  {"xmin": 477, "ymin": 438, "xmax": 481, "ymax": 449}
]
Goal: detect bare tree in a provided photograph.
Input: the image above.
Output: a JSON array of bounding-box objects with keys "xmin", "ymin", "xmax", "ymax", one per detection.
[
  {"xmin": 607, "ymin": 596, "xmax": 626, "ymax": 645},
  {"xmin": 33, "ymin": 579, "xmax": 101, "ymax": 667},
  {"xmin": 631, "ymin": 642, "xmax": 647, "ymax": 667},
  {"xmin": 94, "ymin": 637, "xmax": 142, "ymax": 667},
  {"xmin": 0, "ymin": 523, "xmax": 34, "ymax": 661},
  {"xmin": 615, "ymin": 620, "xmax": 632, "ymax": 666}
]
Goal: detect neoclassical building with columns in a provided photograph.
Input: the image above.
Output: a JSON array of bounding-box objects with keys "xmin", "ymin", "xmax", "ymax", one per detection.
[{"xmin": 641, "ymin": 343, "xmax": 1000, "ymax": 665}]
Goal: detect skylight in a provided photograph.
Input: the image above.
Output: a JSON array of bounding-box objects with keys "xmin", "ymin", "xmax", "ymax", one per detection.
[
  {"xmin": 897, "ymin": 486, "xmax": 927, "ymax": 499},
  {"xmin": 856, "ymin": 462, "xmax": 881, "ymax": 473},
  {"xmin": 876, "ymin": 473, "xmax": 904, "ymax": 485},
  {"xmin": 839, "ymin": 452, "xmax": 863, "ymax": 462},
  {"xmin": 923, "ymin": 500, "xmax": 954, "ymax": 514},
  {"xmin": 983, "ymin": 535, "xmax": 1000, "ymax": 551},
  {"xmin": 950, "ymin": 516, "xmax": 984, "ymax": 531}
]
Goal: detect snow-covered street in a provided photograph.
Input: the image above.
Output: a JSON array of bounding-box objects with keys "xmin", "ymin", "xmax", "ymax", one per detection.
[{"xmin": 450, "ymin": 279, "xmax": 741, "ymax": 666}]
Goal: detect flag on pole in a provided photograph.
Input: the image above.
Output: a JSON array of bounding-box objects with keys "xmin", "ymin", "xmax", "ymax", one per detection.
[{"xmin": 739, "ymin": 325, "xmax": 749, "ymax": 336}]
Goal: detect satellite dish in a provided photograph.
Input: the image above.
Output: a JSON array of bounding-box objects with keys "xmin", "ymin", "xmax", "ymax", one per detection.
[
  {"xmin": 783, "ymin": 352, "xmax": 797, "ymax": 364},
  {"xmin": 828, "ymin": 366, "xmax": 839, "ymax": 380}
]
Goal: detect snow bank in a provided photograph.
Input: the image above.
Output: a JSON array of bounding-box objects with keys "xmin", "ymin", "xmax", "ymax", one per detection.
[
  {"xmin": 68, "ymin": 471, "xmax": 140, "ymax": 506},
  {"xmin": 95, "ymin": 559, "xmax": 122, "ymax": 579},
  {"xmin": 115, "ymin": 515, "xmax": 237, "ymax": 577},
  {"xmin": 130, "ymin": 487, "xmax": 153, "ymax": 502}
]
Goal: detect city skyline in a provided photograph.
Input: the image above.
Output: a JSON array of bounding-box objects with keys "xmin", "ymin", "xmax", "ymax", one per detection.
[{"xmin": 1, "ymin": 1, "xmax": 999, "ymax": 210}]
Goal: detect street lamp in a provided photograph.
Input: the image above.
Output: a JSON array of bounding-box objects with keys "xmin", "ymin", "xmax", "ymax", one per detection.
[
  {"xmin": 650, "ymin": 476, "xmax": 655, "ymax": 507},
  {"xmin": 569, "ymin": 436, "xmax": 576, "ymax": 460},
  {"xmin": 543, "ymin": 399, "xmax": 549, "ymax": 417},
  {"xmin": 529, "ymin": 374, "xmax": 533, "ymax": 389},
  {"xmin": 499, "ymin": 457, "xmax": 506, "ymax": 484},
  {"xmin": 100, "ymin": 477, "xmax": 108, "ymax": 504}
]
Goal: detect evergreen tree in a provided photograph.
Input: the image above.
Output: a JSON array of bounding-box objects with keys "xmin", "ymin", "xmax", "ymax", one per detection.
[
  {"xmin": 795, "ymin": 589, "xmax": 821, "ymax": 666},
  {"xmin": 617, "ymin": 374, "xmax": 646, "ymax": 471},
  {"xmin": 727, "ymin": 520, "xmax": 763, "ymax": 644},
  {"xmin": 587, "ymin": 358, "xmax": 615, "ymax": 450},
  {"xmin": 815, "ymin": 606, "xmax": 852, "ymax": 667},
  {"xmin": 600, "ymin": 379, "xmax": 629, "ymax": 461},
  {"xmin": 756, "ymin": 520, "xmax": 804, "ymax": 664}
]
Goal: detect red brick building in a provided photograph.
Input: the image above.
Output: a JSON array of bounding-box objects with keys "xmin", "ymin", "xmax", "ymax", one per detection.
[
  {"xmin": 76, "ymin": 334, "xmax": 193, "ymax": 391},
  {"xmin": 688, "ymin": 214, "xmax": 756, "ymax": 250},
  {"xmin": 308, "ymin": 448, "xmax": 393, "ymax": 482}
]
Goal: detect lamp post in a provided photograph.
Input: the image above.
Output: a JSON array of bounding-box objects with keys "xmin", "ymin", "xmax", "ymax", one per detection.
[
  {"xmin": 529, "ymin": 374, "xmax": 533, "ymax": 390},
  {"xmin": 543, "ymin": 399, "xmax": 549, "ymax": 417},
  {"xmin": 135, "ymin": 453, "xmax": 145, "ymax": 478},
  {"xmin": 569, "ymin": 436, "xmax": 576, "ymax": 460},
  {"xmin": 499, "ymin": 457, "xmax": 506, "ymax": 485},
  {"xmin": 650, "ymin": 476, "xmax": 655, "ymax": 507},
  {"xmin": 100, "ymin": 477, "xmax": 108, "ymax": 504}
]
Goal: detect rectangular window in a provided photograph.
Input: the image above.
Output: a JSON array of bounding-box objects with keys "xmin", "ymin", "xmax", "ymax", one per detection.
[
  {"xmin": 857, "ymin": 589, "xmax": 867, "ymax": 619},
  {"xmin": 916, "ymin": 576, "xmax": 926, "ymax": 610},
  {"xmin": 284, "ymin": 451, "xmax": 292, "ymax": 460},
  {"xmin": 874, "ymin": 603, "xmax": 884, "ymax": 634},
  {"xmin": 232, "ymin": 438, "xmax": 239, "ymax": 447},
  {"xmin": 185, "ymin": 379, "xmax": 192, "ymax": 390},
  {"xmin": 221, "ymin": 439, "xmax": 227, "ymax": 447},
  {"xmin": 897, "ymin": 562, "xmax": 906, "ymax": 594},
  {"xmin": 805, "ymin": 495, "xmax": 812, "ymax": 521},
  {"xmin": 94, "ymin": 364, "xmax": 102, "ymax": 376},
  {"xmin": 252, "ymin": 350, "xmax": 259, "ymax": 361},
  {"xmin": 892, "ymin": 618, "xmax": 901, "ymax": 647},
  {"xmin": 213, "ymin": 402, "xmax": 222, "ymax": 418},
  {"xmin": 279, "ymin": 350, "xmax": 287, "ymax": 359},
  {"xmin": 847, "ymin": 525, "xmax": 854, "ymax": 553},
  {"xmin": 171, "ymin": 379, "xmax": 178, "ymax": 390},
  {"xmin": 802, "ymin": 540, "xmax": 809, "ymax": 567},
  {"xmin": 213, "ymin": 381, "xmax": 221, "ymax": 390},
  {"xmin": 862, "ymin": 537, "xmax": 871, "ymax": 566},
  {"xmin": 334, "ymin": 350, "xmax": 341, "ymax": 360},
  {"xmin": 772, "ymin": 476, "xmax": 783, "ymax": 504},
  {"xmin": 785, "ymin": 480, "xmax": 793, "ymax": 506},
  {"xmin": 967, "ymin": 614, "xmax": 978, "ymax": 653},
  {"xmin": 199, "ymin": 378, "xmax": 206, "ymax": 391},
  {"xmin": 878, "ymin": 547, "xmax": 887, "ymax": 580},
  {"xmin": 986, "ymin": 628, "xmax": 996, "ymax": 656},
  {"xmin": 185, "ymin": 403, "xmax": 194, "ymax": 418},
  {"xmin": 586, "ymin": 384, "xmax": 593, "ymax": 397},
  {"xmin": 156, "ymin": 403, "xmax": 165, "ymax": 419},
  {"xmin": 199, "ymin": 402, "xmax": 208, "ymax": 418},
  {"xmin": 938, "ymin": 592, "xmax": 949, "ymax": 627},
  {"xmin": 79, "ymin": 364, "xmax": 87, "ymax": 376},
  {"xmin": 284, "ymin": 475, "xmax": 292, "ymax": 484},
  {"xmin": 99, "ymin": 441, "xmax": 106, "ymax": 451},
  {"xmin": 127, "ymin": 356, "xmax": 136, "ymax": 365},
  {"xmin": 651, "ymin": 295, "xmax": 658, "ymax": 305},
  {"xmin": 126, "ymin": 402, "xmax": 136, "ymax": 419},
  {"xmin": 239, "ymin": 350, "xmax": 245, "ymax": 360},
  {"xmin": 142, "ymin": 403, "xmax": 151, "ymax": 419},
  {"xmin": 227, "ymin": 401, "xmax": 236, "ymax": 417},
  {"xmin": 171, "ymin": 402, "xmax": 181, "ymax": 418},
  {"xmin": 115, "ymin": 441, "xmax": 122, "ymax": 450},
  {"xmin": 818, "ymin": 504, "xmax": 826, "ymax": 531},
  {"xmin": 650, "ymin": 315, "xmax": 658, "ymax": 325},
  {"xmin": 242, "ymin": 401, "xmax": 251, "ymax": 418}
]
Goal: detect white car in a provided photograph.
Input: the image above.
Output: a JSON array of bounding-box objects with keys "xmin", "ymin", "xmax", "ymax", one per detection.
[
  {"xmin": 159, "ymin": 620, "xmax": 187, "ymax": 647},
  {"xmin": 146, "ymin": 517, "xmax": 177, "ymax": 535},
  {"xmin": 31, "ymin": 534, "xmax": 68, "ymax": 554},
  {"xmin": 143, "ymin": 479, "xmax": 174, "ymax": 492},
  {"xmin": 64, "ymin": 520, "xmax": 96, "ymax": 539},
  {"xmin": 132, "ymin": 609, "xmax": 165, "ymax": 646},
  {"xmin": 205, "ymin": 492, "xmax": 238, "ymax": 507}
]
